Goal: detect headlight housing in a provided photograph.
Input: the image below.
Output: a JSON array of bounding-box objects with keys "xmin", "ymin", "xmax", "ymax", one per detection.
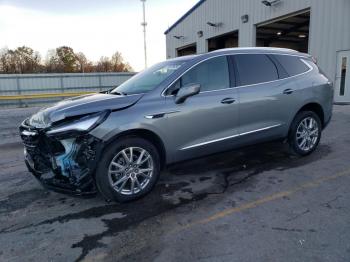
[{"xmin": 46, "ymin": 111, "xmax": 110, "ymax": 137}]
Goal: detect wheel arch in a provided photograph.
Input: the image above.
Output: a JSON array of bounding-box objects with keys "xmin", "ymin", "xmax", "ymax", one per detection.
[
  {"xmin": 103, "ymin": 128, "xmax": 167, "ymax": 170},
  {"xmin": 295, "ymin": 102, "xmax": 325, "ymax": 127}
]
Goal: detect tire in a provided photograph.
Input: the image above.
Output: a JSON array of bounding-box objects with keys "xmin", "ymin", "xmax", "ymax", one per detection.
[
  {"xmin": 288, "ymin": 111, "xmax": 322, "ymax": 156},
  {"xmin": 95, "ymin": 137, "xmax": 161, "ymax": 203}
]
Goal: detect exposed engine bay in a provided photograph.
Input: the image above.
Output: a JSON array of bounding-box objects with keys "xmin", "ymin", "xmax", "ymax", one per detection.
[{"xmin": 20, "ymin": 120, "xmax": 103, "ymax": 195}]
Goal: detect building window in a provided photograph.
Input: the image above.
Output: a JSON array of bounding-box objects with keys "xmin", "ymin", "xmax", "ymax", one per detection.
[{"xmin": 340, "ymin": 57, "xmax": 347, "ymax": 96}]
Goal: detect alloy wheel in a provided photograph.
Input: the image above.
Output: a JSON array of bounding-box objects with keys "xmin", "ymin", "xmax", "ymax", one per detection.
[
  {"xmin": 108, "ymin": 147, "xmax": 154, "ymax": 195},
  {"xmin": 296, "ymin": 117, "xmax": 319, "ymax": 152}
]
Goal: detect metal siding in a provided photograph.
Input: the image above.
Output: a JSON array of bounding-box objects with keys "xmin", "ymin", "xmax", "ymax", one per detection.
[
  {"xmin": 166, "ymin": 0, "xmax": 350, "ymax": 89},
  {"xmin": 0, "ymin": 73, "xmax": 135, "ymax": 108}
]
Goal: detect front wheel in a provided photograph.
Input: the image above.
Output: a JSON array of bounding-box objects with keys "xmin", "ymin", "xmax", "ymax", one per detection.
[
  {"xmin": 288, "ymin": 111, "xmax": 322, "ymax": 156},
  {"xmin": 95, "ymin": 137, "xmax": 161, "ymax": 202}
]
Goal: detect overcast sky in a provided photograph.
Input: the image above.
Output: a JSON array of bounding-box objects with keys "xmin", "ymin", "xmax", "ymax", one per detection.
[{"xmin": 0, "ymin": 0, "xmax": 198, "ymax": 71}]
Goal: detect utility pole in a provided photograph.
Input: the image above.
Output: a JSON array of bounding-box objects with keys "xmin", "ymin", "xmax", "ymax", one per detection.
[{"xmin": 141, "ymin": 0, "xmax": 148, "ymax": 69}]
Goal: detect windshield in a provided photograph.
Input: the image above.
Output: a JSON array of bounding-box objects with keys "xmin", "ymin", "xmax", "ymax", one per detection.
[{"xmin": 111, "ymin": 61, "xmax": 185, "ymax": 95}]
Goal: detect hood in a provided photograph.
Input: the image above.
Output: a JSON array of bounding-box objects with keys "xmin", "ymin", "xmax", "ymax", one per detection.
[{"xmin": 28, "ymin": 93, "xmax": 143, "ymax": 128}]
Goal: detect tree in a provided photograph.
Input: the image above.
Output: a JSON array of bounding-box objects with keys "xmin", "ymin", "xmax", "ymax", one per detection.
[
  {"xmin": 0, "ymin": 46, "xmax": 42, "ymax": 73},
  {"xmin": 111, "ymin": 51, "xmax": 133, "ymax": 72},
  {"xmin": 45, "ymin": 49, "xmax": 62, "ymax": 73},
  {"xmin": 76, "ymin": 52, "xmax": 88, "ymax": 73},
  {"xmin": 0, "ymin": 45, "xmax": 133, "ymax": 74},
  {"xmin": 97, "ymin": 56, "xmax": 112, "ymax": 72},
  {"xmin": 56, "ymin": 46, "xmax": 79, "ymax": 73},
  {"xmin": 0, "ymin": 48, "xmax": 18, "ymax": 73},
  {"xmin": 0, "ymin": 47, "xmax": 11, "ymax": 73},
  {"xmin": 14, "ymin": 46, "xmax": 42, "ymax": 73}
]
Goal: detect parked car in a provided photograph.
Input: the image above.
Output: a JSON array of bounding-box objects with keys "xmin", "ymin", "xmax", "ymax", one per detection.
[{"xmin": 20, "ymin": 47, "xmax": 333, "ymax": 202}]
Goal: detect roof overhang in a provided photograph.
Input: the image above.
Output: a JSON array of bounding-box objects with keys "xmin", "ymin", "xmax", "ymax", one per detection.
[{"xmin": 164, "ymin": 0, "xmax": 207, "ymax": 35}]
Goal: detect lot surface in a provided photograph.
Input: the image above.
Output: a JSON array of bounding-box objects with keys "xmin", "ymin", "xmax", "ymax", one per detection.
[{"xmin": 0, "ymin": 106, "xmax": 350, "ymax": 262}]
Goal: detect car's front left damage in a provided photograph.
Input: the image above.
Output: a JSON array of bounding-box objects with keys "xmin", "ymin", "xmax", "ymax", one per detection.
[
  {"xmin": 20, "ymin": 113, "xmax": 107, "ymax": 195},
  {"xmin": 19, "ymin": 92, "xmax": 144, "ymax": 195}
]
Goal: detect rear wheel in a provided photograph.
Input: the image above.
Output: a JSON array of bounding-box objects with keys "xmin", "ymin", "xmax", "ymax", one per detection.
[
  {"xmin": 95, "ymin": 137, "xmax": 160, "ymax": 202},
  {"xmin": 288, "ymin": 111, "xmax": 322, "ymax": 156}
]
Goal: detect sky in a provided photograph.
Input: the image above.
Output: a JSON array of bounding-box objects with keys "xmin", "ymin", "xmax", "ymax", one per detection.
[{"xmin": 0, "ymin": 0, "xmax": 199, "ymax": 71}]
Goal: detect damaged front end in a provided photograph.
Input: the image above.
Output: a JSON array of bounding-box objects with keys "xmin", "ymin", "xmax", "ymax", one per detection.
[{"xmin": 19, "ymin": 112, "xmax": 108, "ymax": 195}]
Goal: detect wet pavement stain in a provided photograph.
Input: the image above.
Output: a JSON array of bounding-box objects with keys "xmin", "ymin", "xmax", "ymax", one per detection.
[
  {"xmin": 0, "ymin": 142, "xmax": 332, "ymax": 261},
  {"xmin": 0, "ymin": 189, "xmax": 50, "ymax": 214},
  {"xmin": 70, "ymin": 143, "xmax": 332, "ymax": 261},
  {"xmin": 71, "ymin": 183, "xmax": 209, "ymax": 261}
]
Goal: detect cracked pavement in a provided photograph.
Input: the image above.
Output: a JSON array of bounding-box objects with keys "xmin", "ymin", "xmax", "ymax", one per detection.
[{"xmin": 0, "ymin": 105, "xmax": 350, "ymax": 262}]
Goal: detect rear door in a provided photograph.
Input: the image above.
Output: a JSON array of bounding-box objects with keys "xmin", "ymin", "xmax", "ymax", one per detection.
[
  {"xmin": 232, "ymin": 53, "xmax": 300, "ymax": 143},
  {"xmin": 164, "ymin": 55, "xmax": 239, "ymax": 162}
]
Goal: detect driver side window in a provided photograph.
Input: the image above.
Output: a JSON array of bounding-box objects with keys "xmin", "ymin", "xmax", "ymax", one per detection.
[{"xmin": 167, "ymin": 56, "xmax": 230, "ymax": 95}]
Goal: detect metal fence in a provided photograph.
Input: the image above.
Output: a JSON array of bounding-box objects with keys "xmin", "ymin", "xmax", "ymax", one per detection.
[{"xmin": 0, "ymin": 72, "xmax": 136, "ymax": 108}]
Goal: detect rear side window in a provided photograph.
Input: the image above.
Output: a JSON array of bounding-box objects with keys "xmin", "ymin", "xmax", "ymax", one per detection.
[
  {"xmin": 181, "ymin": 56, "xmax": 230, "ymax": 92},
  {"xmin": 273, "ymin": 55, "xmax": 310, "ymax": 77},
  {"xmin": 234, "ymin": 54, "xmax": 278, "ymax": 86}
]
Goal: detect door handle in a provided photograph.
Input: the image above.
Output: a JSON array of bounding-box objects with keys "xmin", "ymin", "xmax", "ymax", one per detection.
[
  {"xmin": 283, "ymin": 88, "xmax": 294, "ymax": 95},
  {"xmin": 221, "ymin": 98, "xmax": 236, "ymax": 104}
]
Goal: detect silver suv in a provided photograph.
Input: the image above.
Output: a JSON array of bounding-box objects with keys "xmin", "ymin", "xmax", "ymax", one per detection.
[{"xmin": 20, "ymin": 48, "xmax": 333, "ymax": 202}]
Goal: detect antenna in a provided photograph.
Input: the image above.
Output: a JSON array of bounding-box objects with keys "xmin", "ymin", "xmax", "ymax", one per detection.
[{"xmin": 141, "ymin": 0, "xmax": 148, "ymax": 69}]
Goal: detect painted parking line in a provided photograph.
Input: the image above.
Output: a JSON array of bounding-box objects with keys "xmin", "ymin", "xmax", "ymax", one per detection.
[{"xmin": 173, "ymin": 168, "xmax": 350, "ymax": 233}]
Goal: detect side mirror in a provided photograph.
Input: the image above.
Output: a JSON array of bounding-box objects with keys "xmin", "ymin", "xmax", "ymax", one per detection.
[{"xmin": 175, "ymin": 84, "xmax": 201, "ymax": 104}]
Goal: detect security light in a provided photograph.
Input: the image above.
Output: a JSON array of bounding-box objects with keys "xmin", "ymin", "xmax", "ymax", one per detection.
[
  {"xmin": 173, "ymin": 35, "xmax": 184, "ymax": 40},
  {"xmin": 241, "ymin": 15, "xmax": 249, "ymax": 23},
  {"xmin": 197, "ymin": 31, "xmax": 203, "ymax": 38},
  {"xmin": 277, "ymin": 31, "xmax": 282, "ymax": 36},
  {"xmin": 207, "ymin": 22, "xmax": 223, "ymax": 27},
  {"xmin": 299, "ymin": 34, "xmax": 307, "ymax": 38},
  {"xmin": 262, "ymin": 0, "xmax": 281, "ymax": 7}
]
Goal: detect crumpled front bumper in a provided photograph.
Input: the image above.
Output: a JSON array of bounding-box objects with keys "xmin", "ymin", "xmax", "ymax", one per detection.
[{"xmin": 20, "ymin": 121, "xmax": 104, "ymax": 196}]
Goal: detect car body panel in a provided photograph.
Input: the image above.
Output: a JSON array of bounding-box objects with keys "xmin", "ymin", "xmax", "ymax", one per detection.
[
  {"xmin": 163, "ymin": 87, "xmax": 239, "ymax": 163},
  {"xmin": 28, "ymin": 93, "xmax": 143, "ymax": 127}
]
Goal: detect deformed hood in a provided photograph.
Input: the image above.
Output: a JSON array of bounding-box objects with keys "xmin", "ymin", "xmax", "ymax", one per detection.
[{"xmin": 28, "ymin": 93, "xmax": 143, "ymax": 128}]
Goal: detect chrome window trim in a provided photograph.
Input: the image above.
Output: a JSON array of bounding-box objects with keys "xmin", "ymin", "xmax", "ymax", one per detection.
[
  {"xmin": 180, "ymin": 124, "xmax": 282, "ymax": 150},
  {"xmin": 162, "ymin": 52, "xmax": 313, "ymax": 97}
]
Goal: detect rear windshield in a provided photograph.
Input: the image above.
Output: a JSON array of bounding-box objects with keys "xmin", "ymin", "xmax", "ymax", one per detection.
[{"xmin": 273, "ymin": 55, "xmax": 310, "ymax": 77}]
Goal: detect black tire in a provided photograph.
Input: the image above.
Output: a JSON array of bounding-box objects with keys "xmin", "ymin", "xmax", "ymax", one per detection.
[
  {"xmin": 288, "ymin": 111, "xmax": 322, "ymax": 156},
  {"xmin": 95, "ymin": 137, "xmax": 161, "ymax": 203}
]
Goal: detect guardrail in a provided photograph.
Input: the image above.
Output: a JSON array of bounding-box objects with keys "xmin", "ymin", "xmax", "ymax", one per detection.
[
  {"xmin": 0, "ymin": 92, "xmax": 95, "ymax": 100},
  {"xmin": 0, "ymin": 72, "xmax": 136, "ymax": 108}
]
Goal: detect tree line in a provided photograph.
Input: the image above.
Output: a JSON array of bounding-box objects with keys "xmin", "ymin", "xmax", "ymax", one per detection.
[{"xmin": 0, "ymin": 46, "xmax": 133, "ymax": 74}]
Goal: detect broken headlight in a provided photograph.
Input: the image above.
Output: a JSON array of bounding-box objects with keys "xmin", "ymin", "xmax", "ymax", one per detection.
[{"xmin": 46, "ymin": 111, "xmax": 110, "ymax": 137}]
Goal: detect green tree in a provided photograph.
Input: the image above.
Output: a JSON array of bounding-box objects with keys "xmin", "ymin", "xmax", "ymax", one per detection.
[{"xmin": 56, "ymin": 46, "xmax": 79, "ymax": 73}]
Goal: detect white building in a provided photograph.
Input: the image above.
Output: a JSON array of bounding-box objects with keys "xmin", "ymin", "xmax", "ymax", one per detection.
[{"xmin": 165, "ymin": 0, "xmax": 350, "ymax": 103}]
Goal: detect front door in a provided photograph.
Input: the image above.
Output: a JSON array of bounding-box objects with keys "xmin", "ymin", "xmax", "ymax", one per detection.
[
  {"xmin": 164, "ymin": 55, "xmax": 239, "ymax": 162},
  {"xmin": 335, "ymin": 50, "xmax": 350, "ymax": 103}
]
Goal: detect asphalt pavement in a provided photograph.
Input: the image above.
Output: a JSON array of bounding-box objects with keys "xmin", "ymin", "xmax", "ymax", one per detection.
[{"xmin": 0, "ymin": 105, "xmax": 349, "ymax": 262}]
